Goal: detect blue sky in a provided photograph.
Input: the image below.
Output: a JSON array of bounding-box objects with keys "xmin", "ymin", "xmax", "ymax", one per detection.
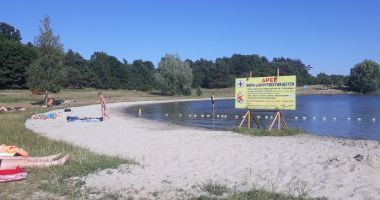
[{"xmin": 1, "ymin": 0, "xmax": 379, "ymax": 75}]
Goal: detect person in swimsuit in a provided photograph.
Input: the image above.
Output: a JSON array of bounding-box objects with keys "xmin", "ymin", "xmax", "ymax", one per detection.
[
  {"xmin": 98, "ymin": 92, "xmax": 110, "ymax": 120},
  {"xmin": 0, "ymin": 154, "xmax": 69, "ymax": 170},
  {"xmin": 211, "ymin": 94, "xmax": 215, "ymax": 109}
]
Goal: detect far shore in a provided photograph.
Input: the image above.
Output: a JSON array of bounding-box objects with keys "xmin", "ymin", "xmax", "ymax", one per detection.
[
  {"xmin": 25, "ymin": 99, "xmax": 380, "ymax": 199},
  {"xmin": 0, "ymin": 85, "xmax": 352, "ymax": 107}
]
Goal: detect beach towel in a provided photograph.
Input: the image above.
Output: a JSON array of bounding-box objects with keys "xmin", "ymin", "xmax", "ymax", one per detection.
[
  {"xmin": 67, "ymin": 116, "xmax": 103, "ymax": 122},
  {"xmin": 0, "ymin": 167, "xmax": 27, "ymax": 183},
  {"xmin": 0, "ymin": 145, "xmax": 28, "ymax": 157},
  {"xmin": 31, "ymin": 113, "xmax": 63, "ymax": 120},
  {"xmin": 47, "ymin": 113, "xmax": 55, "ymax": 119}
]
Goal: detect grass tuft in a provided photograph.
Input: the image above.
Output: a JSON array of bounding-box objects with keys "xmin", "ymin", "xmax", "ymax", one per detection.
[
  {"xmin": 234, "ymin": 127, "xmax": 303, "ymax": 136},
  {"xmin": 201, "ymin": 180, "xmax": 229, "ymax": 196},
  {"xmin": 227, "ymin": 188, "xmax": 326, "ymax": 200},
  {"xmin": 195, "ymin": 186, "xmax": 325, "ymax": 200}
]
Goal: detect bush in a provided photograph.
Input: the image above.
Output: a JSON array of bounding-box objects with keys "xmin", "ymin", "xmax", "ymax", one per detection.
[
  {"xmin": 196, "ymin": 87, "xmax": 202, "ymax": 96},
  {"xmin": 348, "ymin": 60, "xmax": 380, "ymax": 94},
  {"xmin": 155, "ymin": 54, "xmax": 193, "ymax": 95}
]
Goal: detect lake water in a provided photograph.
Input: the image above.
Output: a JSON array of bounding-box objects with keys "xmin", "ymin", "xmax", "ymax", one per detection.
[{"xmin": 125, "ymin": 95, "xmax": 380, "ymax": 141}]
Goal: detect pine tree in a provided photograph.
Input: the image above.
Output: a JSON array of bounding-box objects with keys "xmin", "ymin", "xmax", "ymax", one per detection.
[{"xmin": 27, "ymin": 16, "xmax": 67, "ymax": 102}]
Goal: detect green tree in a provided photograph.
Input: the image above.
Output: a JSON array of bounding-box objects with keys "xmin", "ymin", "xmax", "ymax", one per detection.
[
  {"xmin": 0, "ymin": 22, "xmax": 21, "ymax": 42},
  {"xmin": 330, "ymin": 74, "xmax": 348, "ymax": 88},
  {"xmin": 189, "ymin": 58, "xmax": 215, "ymax": 88},
  {"xmin": 196, "ymin": 87, "xmax": 202, "ymax": 96},
  {"xmin": 229, "ymin": 54, "xmax": 270, "ymax": 77},
  {"xmin": 348, "ymin": 60, "xmax": 380, "ymax": 94},
  {"xmin": 211, "ymin": 57, "xmax": 234, "ymax": 88},
  {"xmin": 316, "ymin": 73, "xmax": 331, "ymax": 88},
  {"xmin": 88, "ymin": 51, "xmax": 123, "ymax": 89},
  {"xmin": 188, "ymin": 54, "xmax": 313, "ymax": 89},
  {"xmin": 64, "ymin": 49, "xmax": 100, "ymax": 88},
  {"xmin": 127, "ymin": 60, "xmax": 155, "ymax": 91},
  {"xmin": 0, "ymin": 23, "xmax": 37, "ymax": 89},
  {"xmin": 27, "ymin": 16, "xmax": 67, "ymax": 97},
  {"xmin": 272, "ymin": 57, "xmax": 313, "ymax": 86},
  {"xmin": 155, "ymin": 54, "xmax": 193, "ymax": 95}
]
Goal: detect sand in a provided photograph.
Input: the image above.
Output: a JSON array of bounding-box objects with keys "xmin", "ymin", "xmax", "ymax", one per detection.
[{"xmin": 25, "ymin": 100, "xmax": 380, "ymax": 199}]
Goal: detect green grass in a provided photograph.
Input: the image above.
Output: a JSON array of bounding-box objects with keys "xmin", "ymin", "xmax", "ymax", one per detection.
[
  {"xmin": 201, "ymin": 180, "xmax": 229, "ymax": 196},
  {"xmin": 0, "ymin": 108, "xmax": 132, "ymax": 199},
  {"xmin": 194, "ymin": 181, "xmax": 326, "ymax": 200},
  {"xmin": 227, "ymin": 189, "xmax": 326, "ymax": 200},
  {"xmin": 0, "ymin": 94, "xmax": 37, "ymax": 103},
  {"xmin": 234, "ymin": 127, "xmax": 303, "ymax": 136}
]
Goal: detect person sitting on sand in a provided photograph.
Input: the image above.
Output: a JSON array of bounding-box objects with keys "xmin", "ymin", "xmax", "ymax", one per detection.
[
  {"xmin": 0, "ymin": 107, "xmax": 7, "ymax": 112},
  {"xmin": 13, "ymin": 107, "xmax": 26, "ymax": 112},
  {"xmin": 0, "ymin": 154, "xmax": 69, "ymax": 170},
  {"xmin": 98, "ymin": 92, "xmax": 110, "ymax": 120}
]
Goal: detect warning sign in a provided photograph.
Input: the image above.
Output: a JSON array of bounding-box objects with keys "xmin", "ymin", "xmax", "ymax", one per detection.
[{"xmin": 235, "ymin": 76, "xmax": 296, "ymax": 110}]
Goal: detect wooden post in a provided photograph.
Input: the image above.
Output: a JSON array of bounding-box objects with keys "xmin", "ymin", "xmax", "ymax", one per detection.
[
  {"xmin": 269, "ymin": 111, "xmax": 280, "ymax": 131},
  {"xmin": 239, "ymin": 110, "xmax": 250, "ymax": 127},
  {"xmin": 281, "ymin": 113, "xmax": 288, "ymax": 128},
  {"xmin": 277, "ymin": 111, "xmax": 281, "ymax": 130},
  {"xmin": 268, "ymin": 112, "xmax": 277, "ymax": 131},
  {"xmin": 269, "ymin": 110, "xmax": 288, "ymax": 130},
  {"xmin": 266, "ymin": 68, "xmax": 289, "ymax": 130},
  {"xmin": 248, "ymin": 110, "xmax": 251, "ymax": 128},
  {"xmin": 240, "ymin": 71, "xmax": 252, "ymax": 128},
  {"xmin": 252, "ymin": 111, "xmax": 260, "ymax": 128}
]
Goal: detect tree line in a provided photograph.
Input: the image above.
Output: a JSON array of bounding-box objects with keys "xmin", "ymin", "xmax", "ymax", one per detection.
[{"xmin": 1, "ymin": 18, "xmax": 379, "ymax": 95}]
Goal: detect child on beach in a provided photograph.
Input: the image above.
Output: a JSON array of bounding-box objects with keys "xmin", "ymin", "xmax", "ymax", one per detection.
[{"xmin": 98, "ymin": 92, "xmax": 110, "ymax": 120}]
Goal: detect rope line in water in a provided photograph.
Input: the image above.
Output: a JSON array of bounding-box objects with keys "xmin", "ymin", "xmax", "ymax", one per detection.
[{"xmin": 150, "ymin": 112, "xmax": 377, "ymax": 122}]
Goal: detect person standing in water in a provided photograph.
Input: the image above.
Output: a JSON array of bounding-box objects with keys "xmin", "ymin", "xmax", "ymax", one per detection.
[
  {"xmin": 98, "ymin": 92, "xmax": 110, "ymax": 120},
  {"xmin": 211, "ymin": 94, "xmax": 215, "ymax": 109}
]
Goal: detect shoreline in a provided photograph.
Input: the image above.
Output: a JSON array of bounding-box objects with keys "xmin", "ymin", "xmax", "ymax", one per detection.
[{"xmin": 26, "ymin": 99, "xmax": 380, "ymax": 199}]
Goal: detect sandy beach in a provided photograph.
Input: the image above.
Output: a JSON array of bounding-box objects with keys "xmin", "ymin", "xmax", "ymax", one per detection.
[{"xmin": 25, "ymin": 100, "xmax": 380, "ymax": 199}]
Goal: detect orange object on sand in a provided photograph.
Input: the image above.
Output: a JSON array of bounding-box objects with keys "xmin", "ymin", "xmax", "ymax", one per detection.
[{"xmin": 0, "ymin": 145, "xmax": 29, "ymax": 157}]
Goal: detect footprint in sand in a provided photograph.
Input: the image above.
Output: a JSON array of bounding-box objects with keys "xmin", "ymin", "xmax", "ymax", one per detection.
[{"xmin": 349, "ymin": 164, "xmax": 356, "ymax": 172}]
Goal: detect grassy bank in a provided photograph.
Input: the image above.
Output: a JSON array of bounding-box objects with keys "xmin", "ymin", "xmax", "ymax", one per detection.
[
  {"xmin": 0, "ymin": 108, "xmax": 131, "ymax": 199},
  {"xmin": 234, "ymin": 127, "xmax": 304, "ymax": 136}
]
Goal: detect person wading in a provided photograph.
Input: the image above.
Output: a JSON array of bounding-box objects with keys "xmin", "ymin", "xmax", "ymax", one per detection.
[{"xmin": 211, "ymin": 94, "xmax": 215, "ymax": 109}]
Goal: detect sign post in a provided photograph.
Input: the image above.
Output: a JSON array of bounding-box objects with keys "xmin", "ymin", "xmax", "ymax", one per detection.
[{"xmin": 235, "ymin": 69, "xmax": 296, "ymax": 130}]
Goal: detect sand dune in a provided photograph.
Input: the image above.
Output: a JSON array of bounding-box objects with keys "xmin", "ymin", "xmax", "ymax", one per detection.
[{"xmin": 26, "ymin": 100, "xmax": 380, "ymax": 199}]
